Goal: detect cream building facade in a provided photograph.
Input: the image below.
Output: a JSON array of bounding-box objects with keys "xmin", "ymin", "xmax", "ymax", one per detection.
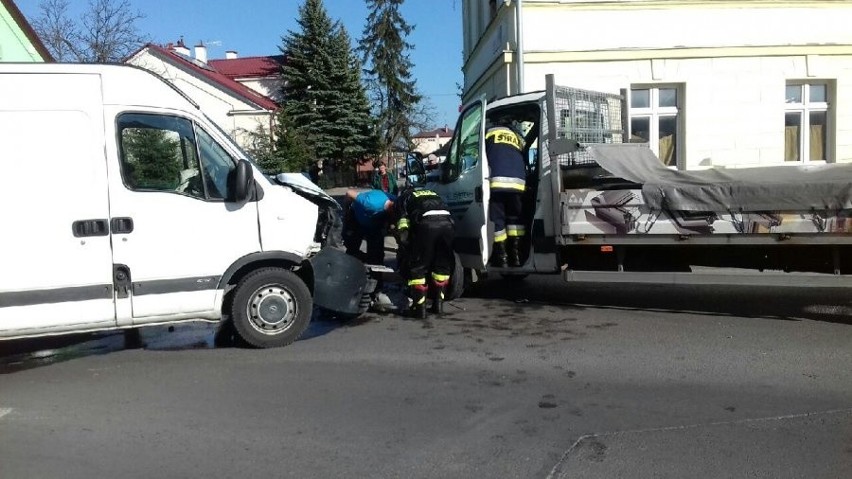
[
  {"xmin": 126, "ymin": 42, "xmax": 279, "ymax": 150},
  {"xmin": 412, "ymin": 126, "xmax": 454, "ymax": 156},
  {"xmin": 462, "ymin": 0, "xmax": 852, "ymax": 169}
]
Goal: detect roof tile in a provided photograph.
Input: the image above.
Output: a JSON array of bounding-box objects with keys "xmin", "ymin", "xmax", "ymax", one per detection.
[
  {"xmin": 209, "ymin": 56, "xmax": 285, "ymax": 79},
  {"xmin": 131, "ymin": 43, "xmax": 279, "ymax": 111}
]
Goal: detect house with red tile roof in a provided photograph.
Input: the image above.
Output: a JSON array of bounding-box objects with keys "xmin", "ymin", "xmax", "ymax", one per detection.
[
  {"xmin": 210, "ymin": 53, "xmax": 285, "ymax": 103},
  {"xmin": 124, "ymin": 39, "xmax": 282, "ymax": 149},
  {"xmin": 412, "ymin": 126, "xmax": 453, "ymax": 156}
]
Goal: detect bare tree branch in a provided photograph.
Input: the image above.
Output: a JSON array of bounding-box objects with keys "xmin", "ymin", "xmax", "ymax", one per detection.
[
  {"xmin": 33, "ymin": 0, "xmax": 148, "ymax": 63},
  {"xmin": 32, "ymin": 0, "xmax": 80, "ymax": 61}
]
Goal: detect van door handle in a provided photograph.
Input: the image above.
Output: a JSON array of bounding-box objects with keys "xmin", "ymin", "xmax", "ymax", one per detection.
[
  {"xmin": 110, "ymin": 217, "xmax": 134, "ymax": 235},
  {"xmin": 72, "ymin": 219, "xmax": 109, "ymax": 237}
]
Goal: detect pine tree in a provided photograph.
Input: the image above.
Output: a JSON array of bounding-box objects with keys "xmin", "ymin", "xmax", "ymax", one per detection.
[
  {"xmin": 360, "ymin": 0, "xmax": 422, "ymax": 156},
  {"xmin": 329, "ymin": 27, "xmax": 378, "ymax": 161},
  {"xmin": 279, "ymin": 0, "xmax": 335, "ymax": 159},
  {"xmin": 278, "ymin": 0, "xmax": 377, "ymax": 169},
  {"xmin": 122, "ymin": 128, "xmax": 181, "ymax": 189},
  {"xmin": 271, "ymin": 111, "xmax": 312, "ymax": 173}
]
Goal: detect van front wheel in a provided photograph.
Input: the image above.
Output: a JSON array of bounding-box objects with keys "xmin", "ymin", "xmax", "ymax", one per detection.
[{"xmin": 231, "ymin": 268, "xmax": 312, "ymax": 348}]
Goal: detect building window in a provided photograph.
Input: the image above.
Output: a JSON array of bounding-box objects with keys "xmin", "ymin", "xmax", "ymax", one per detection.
[
  {"xmin": 629, "ymin": 86, "xmax": 681, "ymax": 167},
  {"xmin": 785, "ymin": 82, "xmax": 830, "ymax": 162}
]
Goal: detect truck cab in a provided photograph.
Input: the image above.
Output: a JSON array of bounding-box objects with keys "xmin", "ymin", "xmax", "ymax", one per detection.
[
  {"xmin": 421, "ymin": 94, "xmax": 540, "ymax": 273},
  {"xmin": 422, "ymin": 83, "xmax": 620, "ymax": 281}
]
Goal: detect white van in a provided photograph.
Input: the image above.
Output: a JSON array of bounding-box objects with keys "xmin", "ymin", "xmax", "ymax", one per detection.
[{"xmin": 0, "ymin": 63, "xmax": 356, "ymax": 348}]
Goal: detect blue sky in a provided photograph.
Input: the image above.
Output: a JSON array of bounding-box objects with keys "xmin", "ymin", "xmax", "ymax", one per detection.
[{"xmin": 18, "ymin": 0, "xmax": 464, "ymax": 129}]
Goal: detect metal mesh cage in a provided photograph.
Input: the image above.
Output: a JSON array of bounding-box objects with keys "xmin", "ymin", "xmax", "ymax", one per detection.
[{"xmin": 552, "ymin": 85, "xmax": 624, "ymax": 166}]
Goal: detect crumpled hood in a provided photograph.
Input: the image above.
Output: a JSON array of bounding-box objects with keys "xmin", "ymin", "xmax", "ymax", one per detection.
[
  {"xmin": 273, "ymin": 173, "xmax": 339, "ymax": 209},
  {"xmin": 272, "ymin": 172, "xmax": 344, "ymax": 249}
]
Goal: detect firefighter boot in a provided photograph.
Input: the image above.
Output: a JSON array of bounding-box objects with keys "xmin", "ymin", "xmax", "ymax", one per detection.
[
  {"xmin": 430, "ymin": 280, "xmax": 449, "ymax": 315},
  {"xmin": 489, "ymin": 241, "xmax": 508, "ymax": 267},
  {"xmin": 408, "ymin": 284, "xmax": 429, "ymax": 319},
  {"xmin": 506, "ymin": 236, "xmax": 522, "ymax": 267}
]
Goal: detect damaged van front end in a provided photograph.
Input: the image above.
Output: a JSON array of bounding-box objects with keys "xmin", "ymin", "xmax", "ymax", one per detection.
[{"xmin": 272, "ymin": 174, "xmax": 378, "ymax": 317}]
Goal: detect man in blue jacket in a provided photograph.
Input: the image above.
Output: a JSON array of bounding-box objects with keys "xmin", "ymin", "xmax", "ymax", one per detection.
[{"xmin": 343, "ymin": 189, "xmax": 395, "ymax": 265}]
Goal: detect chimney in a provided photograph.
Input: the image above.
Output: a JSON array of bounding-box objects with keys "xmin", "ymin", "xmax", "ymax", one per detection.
[
  {"xmin": 225, "ymin": 50, "xmax": 238, "ymax": 60},
  {"xmin": 174, "ymin": 37, "xmax": 189, "ymax": 56},
  {"xmin": 194, "ymin": 41, "xmax": 207, "ymax": 64}
]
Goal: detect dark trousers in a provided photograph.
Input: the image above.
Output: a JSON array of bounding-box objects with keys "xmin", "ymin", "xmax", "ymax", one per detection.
[
  {"xmin": 489, "ymin": 190, "xmax": 524, "ymax": 241},
  {"xmin": 343, "ymin": 210, "xmax": 386, "ymax": 265},
  {"xmin": 405, "ymin": 217, "xmax": 454, "ymax": 282}
]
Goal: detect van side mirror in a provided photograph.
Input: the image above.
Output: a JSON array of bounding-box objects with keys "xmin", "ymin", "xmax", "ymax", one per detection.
[{"xmin": 232, "ymin": 159, "xmax": 254, "ymax": 204}]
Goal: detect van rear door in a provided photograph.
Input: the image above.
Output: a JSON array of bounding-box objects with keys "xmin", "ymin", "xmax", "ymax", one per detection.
[{"xmin": 0, "ymin": 73, "xmax": 116, "ymax": 337}]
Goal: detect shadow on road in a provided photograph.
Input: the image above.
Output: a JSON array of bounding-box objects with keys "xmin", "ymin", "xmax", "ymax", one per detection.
[
  {"xmin": 0, "ymin": 305, "xmax": 387, "ymax": 374},
  {"xmin": 465, "ymin": 275, "xmax": 852, "ymax": 325},
  {"xmin": 4, "ymin": 274, "xmax": 847, "ymax": 374},
  {"xmin": 0, "ymin": 322, "xmax": 227, "ymax": 374}
]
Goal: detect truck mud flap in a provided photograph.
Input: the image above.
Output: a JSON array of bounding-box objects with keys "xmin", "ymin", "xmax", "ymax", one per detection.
[{"xmin": 310, "ymin": 248, "xmax": 376, "ymax": 316}]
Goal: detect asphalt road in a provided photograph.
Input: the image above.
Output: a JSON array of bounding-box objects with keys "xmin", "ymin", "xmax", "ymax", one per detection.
[{"xmin": 1, "ymin": 276, "xmax": 851, "ymax": 478}]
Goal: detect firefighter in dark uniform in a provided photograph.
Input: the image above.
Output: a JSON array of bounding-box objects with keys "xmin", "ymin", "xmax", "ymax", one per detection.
[
  {"xmin": 393, "ymin": 187, "xmax": 455, "ymax": 319},
  {"xmin": 485, "ymin": 118, "xmax": 527, "ymax": 267}
]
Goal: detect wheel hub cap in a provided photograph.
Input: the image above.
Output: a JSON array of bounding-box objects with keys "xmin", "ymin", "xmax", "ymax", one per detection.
[{"xmin": 248, "ymin": 285, "xmax": 297, "ymax": 335}]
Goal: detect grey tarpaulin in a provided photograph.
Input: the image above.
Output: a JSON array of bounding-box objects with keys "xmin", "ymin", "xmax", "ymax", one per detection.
[{"xmin": 587, "ymin": 144, "xmax": 852, "ymax": 212}]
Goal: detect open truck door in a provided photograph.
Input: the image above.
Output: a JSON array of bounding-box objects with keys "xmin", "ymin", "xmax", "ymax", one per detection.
[{"xmin": 426, "ymin": 98, "xmax": 489, "ymax": 270}]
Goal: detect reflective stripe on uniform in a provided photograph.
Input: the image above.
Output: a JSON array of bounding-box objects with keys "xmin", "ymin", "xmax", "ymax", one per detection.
[
  {"xmin": 494, "ymin": 230, "xmax": 507, "ymax": 242},
  {"xmin": 507, "ymin": 224, "xmax": 526, "ymax": 237},
  {"xmin": 486, "ymin": 128, "xmax": 522, "ymax": 150},
  {"xmin": 397, "ymin": 217, "xmax": 410, "ymax": 230},
  {"xmin": 422, "ymin": 210, "xmax": 451, "ymax": 217},
  {"xmin": 431, "ymin": 272, "xmax": 450, "ymax": 282},
  {"xmin": 490, "ymin": 176, "xmax": 525, "ymax": 191},
  {"xmin": 412, "ymin": 190, "xmax": 439, "ymax": 198},
  {"xmin": 407, "ymin": 278, "xmax": 426, "ymax": 286}
]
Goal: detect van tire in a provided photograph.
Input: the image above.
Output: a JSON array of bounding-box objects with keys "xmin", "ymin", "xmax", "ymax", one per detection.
[
  {"xmin": 230, "ymin": 268, "xmax": 312, "ymax": 348},
  {"xmin": 446, "ymin": 252, "xmax": 465, "ymax": 301}
]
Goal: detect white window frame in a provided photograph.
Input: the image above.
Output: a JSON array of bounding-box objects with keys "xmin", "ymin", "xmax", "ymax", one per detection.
[
  {"xmin": 628, "ymin": 85, "xmax": 683, "ymax": 169},
  {"xmin": 784, "ymin": 81, "xmax": 831, "ymax": 163}
]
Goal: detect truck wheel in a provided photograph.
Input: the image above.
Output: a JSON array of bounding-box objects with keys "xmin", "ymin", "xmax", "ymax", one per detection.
[
  {"xmin": 231, "ymin": 267, "xmax": 312, "ymax": 348},
  {"xmin": 446, "ymin": 252, "xmax": 465, "ymax": 301}
]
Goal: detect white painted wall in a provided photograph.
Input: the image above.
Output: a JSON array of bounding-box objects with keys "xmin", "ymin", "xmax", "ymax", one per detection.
[
  {"xmin": 412, "ymin": 136, "xmax": 452, "ymax": 155},
  {"xmin": 239, "ymin": 77, "xmax": 285, "ymax": 103},
  {"xmin": 522, "ymin": 4, "xmax": 852, "ymax": 52},
  {"xmin": 525, "ymin": 54, "xmax": 852, "ymax": 168},
  {"xmin": 463, "ymin": 1, "xmax": 852, "ymax": 168}
]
